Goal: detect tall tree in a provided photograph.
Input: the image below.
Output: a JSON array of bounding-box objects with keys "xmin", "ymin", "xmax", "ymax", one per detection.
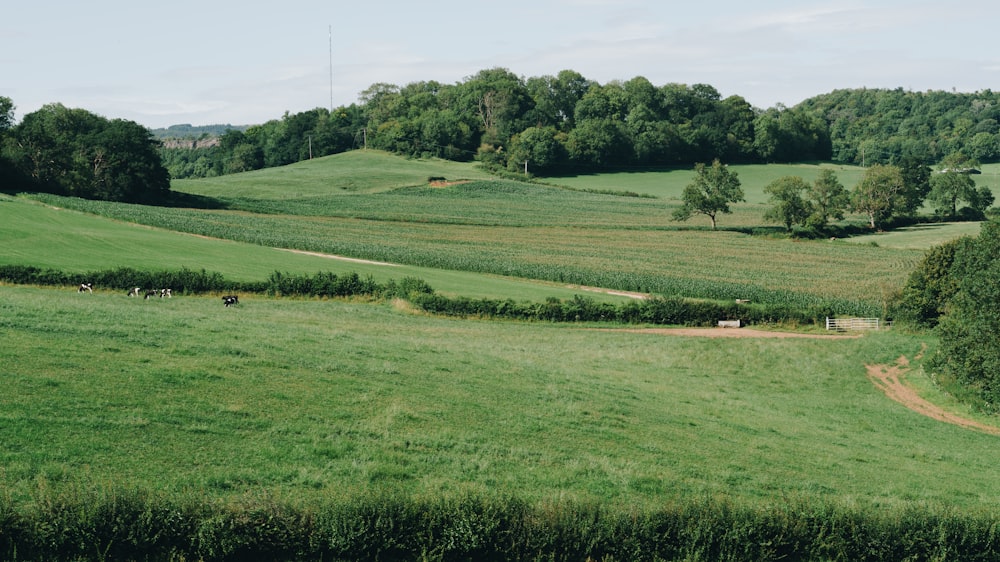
[
  {"xmin": 6, "ymin": 103, "xmax": 168, "ymax": 201},
  {"xmin": 931, "ymin": 221, "xmax": 1000, "ymax": 409},
  {"xmin": 806, "ymin": 169, "xmax": 850, "ymax": 227},
  {"xmin": 672, "ymin": 159, "xmax": 744, "ymax": 230},
  {"xmin": 763, "ymin": 176, "xmax": 812, "ymax": 231},
  {"xmin": 851, "ymin": 164, "xmax": 905, "ymax": 229}
]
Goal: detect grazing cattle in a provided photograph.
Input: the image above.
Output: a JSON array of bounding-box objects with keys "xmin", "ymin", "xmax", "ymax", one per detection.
[
  {"xmin": 160, "ymin": 288, "xmax": 172, "ymax": 298},
  {"xmin": 144, "ymin": 290, "xmax": 158, "ymax": 299},
  {"xmin": 78, "ymin": 283, "xmax": 93, "ymax": 293},
  {"xmin": 222, "ymin": 295, "xmax": 239, "ymax": 307},
  {"xmin": 128, "ymin": 287, "xmax": 141, "ymax": 297}
]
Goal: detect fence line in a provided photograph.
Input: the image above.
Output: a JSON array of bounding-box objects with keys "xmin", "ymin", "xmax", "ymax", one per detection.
[{"xmin": 825, "ymin": 317, "xmax": 883, "ymax": 331}]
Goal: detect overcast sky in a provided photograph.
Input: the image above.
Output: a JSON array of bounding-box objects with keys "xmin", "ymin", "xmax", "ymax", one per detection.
[{"xmin": 4, "ymin": 0, "xmax": 999, "ymax": 129}]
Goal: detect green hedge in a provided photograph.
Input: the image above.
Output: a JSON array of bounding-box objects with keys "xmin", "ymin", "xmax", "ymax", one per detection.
[
  {"xmin": 411, "ymin": 293, "xmax": 834, "ymax": 327},
  {"xmin": 2, "ymin": 489, "xmax": 998, "ymax": 561}
]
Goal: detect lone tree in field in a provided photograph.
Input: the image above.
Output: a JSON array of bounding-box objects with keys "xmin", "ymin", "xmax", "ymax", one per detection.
[
  {"xmin": 763, "ymin": 175, "xmax": 812, "ymax": 231},
  {"xmin": 851, "ymin": 164, "xmax": 905, "ymax": 230},
  {"xmin": 672, "ymin": 159, "xmax": 744, "ymax": 230}
]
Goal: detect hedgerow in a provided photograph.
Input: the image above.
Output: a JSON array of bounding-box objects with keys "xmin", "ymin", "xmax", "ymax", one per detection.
[
  {"xmin": 411, "ymin": 293, "xmax": 834, "ymax": 327},
  {"xmin": 2, "ymin": 488, "xmax": 999, "ymax": 561}
]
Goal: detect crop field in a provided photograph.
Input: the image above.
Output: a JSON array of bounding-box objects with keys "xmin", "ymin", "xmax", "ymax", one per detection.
[{"xmin": 18, "ymin": 151, "xmax": 944, "ymax": 316}]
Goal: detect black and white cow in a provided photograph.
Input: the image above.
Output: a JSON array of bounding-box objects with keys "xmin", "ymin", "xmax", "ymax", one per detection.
[
  {"xmin": 160, "ymin": 288, "xmax": 172, "ymax": 298},
  {"xmin": 127, "ymin": 287, "xmax": 141, "ymax": 297},
  {"xmin": 222, "ymin": 295, "xmax": 239, "ymax": 307},
  {"xmin": 78, "ymin": 283, "xmax": 93, "ymax": 293},
  {"xmin": 144, "ymin": 290, "xmax": 158, "ymax": 299}
]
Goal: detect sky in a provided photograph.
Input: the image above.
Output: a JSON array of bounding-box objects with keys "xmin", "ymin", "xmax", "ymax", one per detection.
[{"xmin": 4, "ymin": 0, "xmax": 1000, "ymax": 130}]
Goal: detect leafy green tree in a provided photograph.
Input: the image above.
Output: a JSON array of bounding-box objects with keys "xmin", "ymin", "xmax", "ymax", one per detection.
[
  {"xmin": 896, "ymin": 237, "xmax": 967, "ymax": 326},
  {"xmin": 895, "ymin": 156, "xmax": 932, "ymax": 216},
  {"xmin": 928, "ymin": 170, "xmax": 978, "ymax": 217},
  {"xmin": 851, "ymin": 164, "xmax": 905, "ymax": 229},
  {"xmin": 565, "ymin": 118, "xmax": 629, "ymax": 168},
  {"xmin": 931, "ymin": 221, "xmax": 1000, "ymax": 408},
  {"xmin": 506, "ymin": 126, "xmax": 567, "ymax": 173},
  {"xmin": 672, "ymin": 159, "xmax": 744, "ymax": 230},
  {"xmin": 763, "ymin": 176, "xmax": 812, "ymax": 231},
  {"xmin": 806, "ymin": 169, "xmax": 849, "ymax": 227},
  {"xmin": 6, "ymin": 103, "xmax": 168, "ymax": 201}
]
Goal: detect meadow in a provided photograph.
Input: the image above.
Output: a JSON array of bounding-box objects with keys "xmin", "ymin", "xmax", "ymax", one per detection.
[
  {"xmin": 16, "ymin": 151, "xmax": 948, "ymax": 316},
  {"xmin": 3, "ymin": 151, "xmax": 999, "ymax": 559}
]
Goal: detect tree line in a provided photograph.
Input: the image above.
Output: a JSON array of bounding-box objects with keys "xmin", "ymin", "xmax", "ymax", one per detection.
[
  {"xmin": 0, "ymin": 100, "xmax": 169, "ymax": 202},
  {"xmin": 159, "ymin": 70, "xmax": 1000, "ymax": 181}
]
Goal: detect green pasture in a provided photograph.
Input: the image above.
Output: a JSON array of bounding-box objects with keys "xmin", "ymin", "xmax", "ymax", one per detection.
[
  {"xmin": 0, "ymin": 195, "xmax": 629, "ymax": 302},
  {"xmin": 171, "ymin": 149, "xmax": 494, "ymax": 198},
  {"xmin": 550, "ymin": 162, "xmax": 868, "ymax": 204},
  {"xmin": 2, "ymin": 284, "xmax": 998, "ymax": 510}
]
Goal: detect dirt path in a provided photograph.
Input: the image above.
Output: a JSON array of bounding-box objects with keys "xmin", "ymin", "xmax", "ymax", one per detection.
[
  {"xmin": 866, "ymin": 355, "xmax": 1000, "ymax": 435},
  {"xmin": 281, "ymin": 248, "xmax": 400, "ymax": 266},
  {"xmin": 599, "ymin": 327, "xmax": 860, "ymax": 339}
]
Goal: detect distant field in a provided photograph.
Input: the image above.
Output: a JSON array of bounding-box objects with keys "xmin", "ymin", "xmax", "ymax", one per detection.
[
  {"xmin": 0, "ymin": 195, "xmax": 630, "ymax": 302},
  {"xmin": 171, "ymin": 150, "xmax": 494, "ymax": 198},
  {"xmin": 550, "ymin": 162, "xmax": 868, "ymax": 205},
  {"xmin": 3, "ymin": 285, "xmax": 1000, "ymax": 510}
]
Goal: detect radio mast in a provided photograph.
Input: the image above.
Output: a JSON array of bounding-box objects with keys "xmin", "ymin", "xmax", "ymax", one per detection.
[{"xmin": 328, "ymin": 25, "xmax": 334, "ymax": 113}]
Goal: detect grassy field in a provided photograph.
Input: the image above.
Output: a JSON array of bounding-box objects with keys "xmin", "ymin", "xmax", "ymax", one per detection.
[
  {"xmin": 0, "ymin": 194, "xmax": 632, "ymax": 302},
  {"xmin": 5, "ymin": 151, "xmax": 1000, "ymax": 557},
  {"xmin": 4, "ymin": 284, "xmax": 1000, "ymax": 511},
  {"xmin": 14, "ymin": 151, "xmax": 958, "ymax": 315}
]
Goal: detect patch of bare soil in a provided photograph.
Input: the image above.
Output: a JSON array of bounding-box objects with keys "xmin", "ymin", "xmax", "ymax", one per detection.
[
  {"xmin": 596, "ymin": 327, "xmax": 860, "ymax": 339},
  {"xmin": 281, "ymin": 248, "xmax": 399, "ymax": 266},
  {"xmin": 569, "ymin": 285, "xmax": 649, "ymax": 300},
  {"xmin": 866, "ymin": 355, "xmax": 1000, "ymax": 435},
  {"xmin": 428, "ymin": 180, "xmax": 472, "ymax": 188}
]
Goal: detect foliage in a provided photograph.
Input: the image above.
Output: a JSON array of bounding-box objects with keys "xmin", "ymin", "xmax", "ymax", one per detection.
[
  {"xmin": 929, "ymin": 220, "xmax": 1000, "ymax": 409},
  {"xmin": 799, "ymin": 87, "xmax": 1000, "ymax": 166},
  {"xmin": 411, "ymin": 292, "xmax": 834, "ymax": 326},
  {"xmin": 763, "ymin": 175, "xmax": 812, "ymax": 231},
  {"xmin": 1, "ymin": 103, "xmax": 170, "ymax": 202},
  {"xmin": 851, "ymin": 164, "xmax": 906, "ymax": 229},
  {"xmin": 928, "ymin": 170, "xmax": 994, "ymax": 218},
  {"xmin": 895, "ymin": 237, "xmax": 967, "ymax": 326},
  {"xmin": 672, "ymin": 159, "xmax": 745, "ymax": 229},
  {"xmin": 5, "ymin": 487, "xmax": 1000, "ymax": 562},
  {"xmin": 806, "ymin": 168, "xmax": 850, "ymax": 228}
]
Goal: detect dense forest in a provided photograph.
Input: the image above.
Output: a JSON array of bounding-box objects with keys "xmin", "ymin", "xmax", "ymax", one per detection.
[{"xmin": 153, "ymin": 69, "xmax": 1000, "ymax": 180}]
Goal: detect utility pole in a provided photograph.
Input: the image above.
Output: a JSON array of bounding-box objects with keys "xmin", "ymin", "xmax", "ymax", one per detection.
[{"xmin": 328, "ymin": 25, "xmax": 334, "ymax": 114}]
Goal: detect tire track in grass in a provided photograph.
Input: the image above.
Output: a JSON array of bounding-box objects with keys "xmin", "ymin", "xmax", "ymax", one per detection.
[{"xmin": 866, "ymin": 354, "xmax": 1000, "ymax": 436}]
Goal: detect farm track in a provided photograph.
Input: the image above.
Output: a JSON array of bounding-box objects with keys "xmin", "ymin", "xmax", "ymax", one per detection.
[{"xmin": 866, "ymin": 355, "xmax": 1000, "ymax": 436}]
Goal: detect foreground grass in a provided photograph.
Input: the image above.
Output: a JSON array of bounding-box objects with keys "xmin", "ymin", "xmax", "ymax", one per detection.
[{"xmin": 2, "ymin": 285, "xmax": 998, "ymax": 510}]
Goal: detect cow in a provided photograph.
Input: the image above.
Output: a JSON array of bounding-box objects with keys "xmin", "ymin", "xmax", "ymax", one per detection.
[
  {"xmin": 78, "ymin": 283, "xmax": 93, "ymax": 293},
  {"xmin": 160, "ymin": 288, "xmax": 172, "ymax": 298},
  {"xmin": 222, "ymin": 295, "xmax": 239, "ymax": 307},
  {"xmin": 128, "ymin": 287, "xmax": 141, "ymax": 297},
  {"xmin": 144, "ymin": 290, "xmax": 158, "ymax": 299}
]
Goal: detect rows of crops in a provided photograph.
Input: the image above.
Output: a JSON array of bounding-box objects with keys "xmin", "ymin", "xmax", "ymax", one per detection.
[{"xmin": 28, "ymin": 190, "xmax": 918, "ymax": 315}]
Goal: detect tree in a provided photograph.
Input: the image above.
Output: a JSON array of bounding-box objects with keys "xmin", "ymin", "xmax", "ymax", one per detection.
[
  {"xmin": 928, "ymin": 170, "xmax": 978, "ymax": 218},
  {"xmin": 896, "ymin": 156, "xmax": 932, "ymax": 216},
  {"xmin": 5, "ymin": 103, "xmax": 169, "ymax": 201},
  {"xmin": 896, "ymin": 237, "xmax": 967, "ymax": 326},
  {"xmin": 763, "ymin": 176, "xmax": 812, "ymax": 231},
  {"xmin": 930, "ymin": 221, "xmax": 1000, "ymax": 409},
  {"xmin": 806, "ymin": 169, "xmax": 849, "ymax": 228},
  {"xmin": 851, "ymin": 164, "xmax": 905, "ymax": 229},
  {"xmin": 672, "ymin": 159, "xmax": 744, "ymax": 229}
]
